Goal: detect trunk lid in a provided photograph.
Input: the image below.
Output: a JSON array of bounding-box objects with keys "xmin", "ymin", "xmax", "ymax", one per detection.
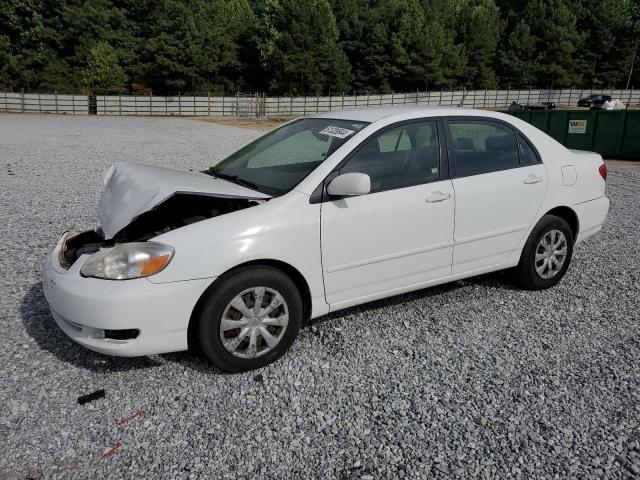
[
  {"xmin": 98, "ymin": 162, "xmax": 270, "ymax": 239},
  {"xmin": 569, "ymin": 149, "xmax": 598, "ymax": 157}
]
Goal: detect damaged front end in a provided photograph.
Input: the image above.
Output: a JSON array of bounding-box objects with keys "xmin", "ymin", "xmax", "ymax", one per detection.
[
  {"xmin": 61, "ymin": 162, "xmax": 270, "ymax": 269},
  {"xmin": 62, "ymin": 193, "xmax": 264, "ymax": 269}
]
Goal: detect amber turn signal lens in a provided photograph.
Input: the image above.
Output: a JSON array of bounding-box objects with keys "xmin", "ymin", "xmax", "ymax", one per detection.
[{"xmin": 138, "ymin": 253, "xmax": 173, "ymax": 277}]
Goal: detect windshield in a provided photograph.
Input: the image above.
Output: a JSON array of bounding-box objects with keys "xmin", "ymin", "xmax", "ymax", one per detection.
[{"xmin": 207, "ymin": 118, "xmax": 369, "ymax": 195}]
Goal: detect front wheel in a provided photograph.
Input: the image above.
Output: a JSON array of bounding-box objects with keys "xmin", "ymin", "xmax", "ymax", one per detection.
[
  {"xmin": 195, "ymin": 266, "xmax": 302, "ymax": 372},
  {"xmin": 513, "ymin": 215, "xmax": 574, "ymax": 290}
]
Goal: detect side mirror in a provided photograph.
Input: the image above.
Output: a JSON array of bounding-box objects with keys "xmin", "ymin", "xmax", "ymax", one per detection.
[{"xmin": 327, "ymin": 172, "xmax": 371, "ymax": 197}]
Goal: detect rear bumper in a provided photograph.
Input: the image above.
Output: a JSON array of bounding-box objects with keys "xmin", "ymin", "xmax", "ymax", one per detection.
[
  {"xmin": 574, "ymin": 196, "xmax": 610, "ymax": 244},
  {"xmin": 43, "ymin": 233, "xmax": 213, "ymax": 356}
]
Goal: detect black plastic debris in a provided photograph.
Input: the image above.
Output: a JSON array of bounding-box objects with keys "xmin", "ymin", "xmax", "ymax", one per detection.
[{"xmin": 78, "ymin": 389, "xmax": 105, "ymax": 405}]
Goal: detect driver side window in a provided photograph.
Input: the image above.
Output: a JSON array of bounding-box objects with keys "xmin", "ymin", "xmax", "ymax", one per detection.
[{"xmin": 340, "ymin": 121, "xmax": 440, "ymax": 193}]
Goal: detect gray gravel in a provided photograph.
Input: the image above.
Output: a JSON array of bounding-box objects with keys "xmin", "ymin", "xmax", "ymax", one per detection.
[{"xmin": 1, "ymin": 113, "xmax": 639, "ymax": 479}]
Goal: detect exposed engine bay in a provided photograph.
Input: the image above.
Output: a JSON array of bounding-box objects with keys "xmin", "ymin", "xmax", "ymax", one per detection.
[{"xmin": 61, "ymin": 193, "xmax": 264, "ymax": 268}]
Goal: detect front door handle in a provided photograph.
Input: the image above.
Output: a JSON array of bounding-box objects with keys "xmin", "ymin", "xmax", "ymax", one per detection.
[
  {"xmin": 426, "ymin": 191, "xmax": 451, "ymax": 203},
  {"xmin": 524, "ymin": 174, "xmax": 543, "ymax": 184}
]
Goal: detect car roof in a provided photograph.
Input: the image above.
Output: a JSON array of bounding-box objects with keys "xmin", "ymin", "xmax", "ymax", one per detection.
[{"xmin": 311, "ymin": 106, "xmax": 503, "ymax": 123}]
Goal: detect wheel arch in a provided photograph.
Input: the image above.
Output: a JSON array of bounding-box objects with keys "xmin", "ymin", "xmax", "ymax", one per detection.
[
  {"xmin": 544, "ymin": 206, "xmax": 579, "ymax": 239},
  {"xmin": 187, "ymin": 259, "xmax": 313, "ymax": 351}
]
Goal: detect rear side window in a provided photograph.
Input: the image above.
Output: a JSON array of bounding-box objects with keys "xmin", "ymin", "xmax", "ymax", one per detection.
[
  {"xmin": 449, "ymin": 121, "xmax": 519, "ymax": 177},
  {"xmin": 340, "ymin": 121, "xmax": 440, "ymax": 193}
]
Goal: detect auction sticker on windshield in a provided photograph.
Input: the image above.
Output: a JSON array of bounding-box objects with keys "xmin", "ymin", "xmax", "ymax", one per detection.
[{"xmin": 319, "ymin": 126, "xmax": 355, "ymax": 139}]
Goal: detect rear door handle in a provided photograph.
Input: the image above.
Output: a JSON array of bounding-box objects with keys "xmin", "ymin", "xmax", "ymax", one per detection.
[
  {"xmin": 524, "ymin": 174, "xmax": 543, "ymax": 184},
  {"xmin": 426, "ymin": 191, "xmax": 451, "ymax": 203}
]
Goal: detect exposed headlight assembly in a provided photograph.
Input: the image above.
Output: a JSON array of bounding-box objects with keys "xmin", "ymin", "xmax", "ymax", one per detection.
[{"xmin": 80, "ymin": 242, "xmax": 174, "ymax": 280}]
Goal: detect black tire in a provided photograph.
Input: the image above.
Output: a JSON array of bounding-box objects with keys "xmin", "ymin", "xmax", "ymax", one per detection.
[
  {"xmin": 513, "ymin": 214, "xmax": 574, "ymax": 290},
  {"xmin": 194, "ymin": 266, "xmax": 302, "ymax": 373}
]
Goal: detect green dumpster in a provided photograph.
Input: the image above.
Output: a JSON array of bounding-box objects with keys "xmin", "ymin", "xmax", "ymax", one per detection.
[{"xmin": 510, "ymin": 110, "xmax": 640, "ymax": 159}]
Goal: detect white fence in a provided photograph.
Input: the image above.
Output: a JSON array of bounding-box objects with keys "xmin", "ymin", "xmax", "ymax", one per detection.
[
  {"xmin": 0, "ymin": 93, "xmax": 89, "ymax": 114},
  {"xmin": 2, "ymin": 89, "xmax": 639, "ymax": 117}
]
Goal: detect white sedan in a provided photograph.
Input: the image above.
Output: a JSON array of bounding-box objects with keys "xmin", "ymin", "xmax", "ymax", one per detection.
[{"xmin": 43, "ymin": 107, "xmax": 610, "ymax": 372}]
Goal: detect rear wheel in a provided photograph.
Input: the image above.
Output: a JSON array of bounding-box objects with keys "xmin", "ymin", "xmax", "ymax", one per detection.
[
  {"xmin": 195, "ymin": 266, "xmax": 302, "ymax": 372},
  {"xmin": 514, "ymin": 215, "xmax": 574, "ymax": 290}
]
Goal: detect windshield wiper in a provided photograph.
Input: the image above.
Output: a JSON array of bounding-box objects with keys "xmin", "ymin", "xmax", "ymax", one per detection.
[{"xmin": 214, "ymin": 172, "xmax": 261, "ymax": 192}]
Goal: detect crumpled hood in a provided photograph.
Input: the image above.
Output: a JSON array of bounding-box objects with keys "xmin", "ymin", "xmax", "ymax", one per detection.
[{"xmin": 98, "ymin": 162, "xmax": 270, "ymax": 239}]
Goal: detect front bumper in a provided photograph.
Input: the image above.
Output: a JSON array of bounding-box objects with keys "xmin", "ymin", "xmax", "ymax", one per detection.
[{"xmin": 42, "ymin": 233, "xmax": 213, "ymax": 357}]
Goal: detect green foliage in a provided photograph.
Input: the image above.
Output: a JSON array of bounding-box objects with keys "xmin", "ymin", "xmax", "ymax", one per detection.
[
  {"xmin": 457, "ymin": 0, "xmax": 501, "ymax": 88},
  {"xmin": 330, "ymin": 0, "xmax": 464, "ymax": 92},
  {"xmin": 497, "ymin": 21, "xmax": 538, "ymax": 87},
  {"xmin": 141, "ymin": 0, "xmax": 255, "ymax": 94},
  {"xmin": 0, "ymin": 35, "xmax": 17, "ymax": 89},
  {"xmin": 496, "ymin": 0, "xmax": 585, "ymax": 88},
  {"xmin": 82, "ymin": 41, "xmax": 127, "ymax": 93},
  {"xmin": 0, "ymin": 0, "xmax": 638, "ymax": 93},
  {"xmin": 259, "ymin": 0, "xmax": 352, "ymax": 94},
  {"xmin": 576, "ymin": 0, "xmax": 640, "ymax": 87}
]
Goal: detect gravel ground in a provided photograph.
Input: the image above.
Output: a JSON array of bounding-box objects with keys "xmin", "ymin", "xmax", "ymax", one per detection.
[{"xmin": 1, "ymin": 113, "xmax": 639, "ymax": 479}]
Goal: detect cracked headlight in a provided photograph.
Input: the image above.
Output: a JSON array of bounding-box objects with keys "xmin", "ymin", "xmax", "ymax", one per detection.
[{"xmin": 80, "ymin": 242, "xmax": 174, "ymax": 280}]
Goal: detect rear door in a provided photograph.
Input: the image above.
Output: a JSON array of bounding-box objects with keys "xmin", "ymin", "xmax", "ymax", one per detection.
[
  {"xmin": 320, "ymin": 120, "xmax": 455, "ymax": 306},
  {"xmin": 445, "ymin": 118, "xmax": 547, "ymax": 274}
]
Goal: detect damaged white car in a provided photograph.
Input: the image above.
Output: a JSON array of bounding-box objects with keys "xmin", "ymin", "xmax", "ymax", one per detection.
[{"xmin": 44, "ymin": 108, "xmax": 610, "ymax": 372}]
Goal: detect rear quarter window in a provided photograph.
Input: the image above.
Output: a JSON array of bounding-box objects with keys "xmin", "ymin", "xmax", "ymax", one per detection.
[{"xmin": 517, "ymin": 134, "xmax": 540, "ymax": 166}]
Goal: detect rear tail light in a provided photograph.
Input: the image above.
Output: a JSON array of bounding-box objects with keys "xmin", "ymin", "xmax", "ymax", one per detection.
[{"xmin": 599, "ymin": 163, "xmax": 607, "ymax": 181}]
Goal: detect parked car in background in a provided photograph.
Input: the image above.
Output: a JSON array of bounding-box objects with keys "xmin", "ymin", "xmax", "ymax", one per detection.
[
  {"xmin": 577, "ymin": 94, "xmax": 611, "ymax": 108},
  {"xmin": 43, "ymin": 107, "xmax": 610, "ymax": 372}
]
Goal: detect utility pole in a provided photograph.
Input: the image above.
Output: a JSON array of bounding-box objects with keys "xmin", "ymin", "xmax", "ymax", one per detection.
[{"xmin": 626, "ymin": 38, "xmax": 639, "ymax": 90}]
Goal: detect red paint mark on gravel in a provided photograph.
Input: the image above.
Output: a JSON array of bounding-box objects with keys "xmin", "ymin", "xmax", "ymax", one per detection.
[
  {"xmin": 100, "ymin": 442, "xmax": 123, "ymax": 460},
  {"xmin": 117, "ymin": 410, "xmax": 145, "ymax": 426}
]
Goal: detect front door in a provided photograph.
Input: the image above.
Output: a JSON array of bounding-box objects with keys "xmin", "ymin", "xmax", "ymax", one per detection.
[{"xmin": 320, "ymin": 120, "xmax": 455, "ymax": 306}]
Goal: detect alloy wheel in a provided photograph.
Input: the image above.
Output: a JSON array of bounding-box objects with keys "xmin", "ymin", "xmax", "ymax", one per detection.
[
  {"xmin": 219, "ymin": 287, "xmax": 289, "ymax": 358},
  {"xmin": 534, "ymin": 229, "xmax": 568, "ymax": 279}
]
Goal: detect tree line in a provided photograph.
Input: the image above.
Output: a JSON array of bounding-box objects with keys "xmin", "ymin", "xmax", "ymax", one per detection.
[{"xmin": 1, "ymin": 0, "xmax": 639, "ymax": 96}]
